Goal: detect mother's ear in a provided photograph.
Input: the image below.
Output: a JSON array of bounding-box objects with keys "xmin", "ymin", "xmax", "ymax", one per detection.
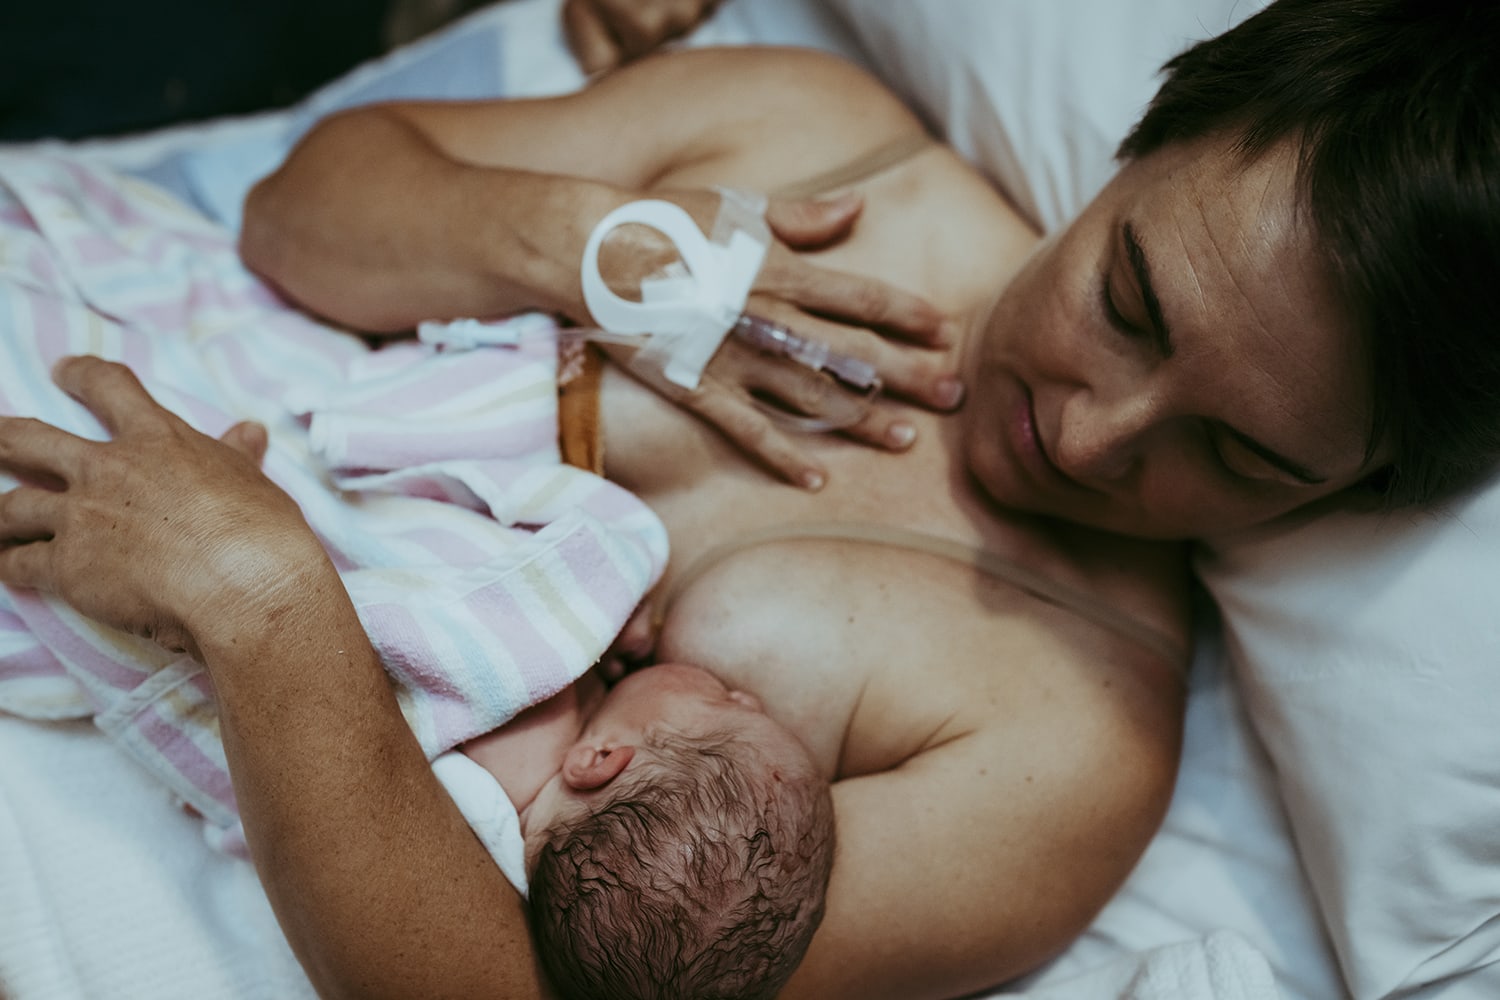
[{"xmin": 561, "ymin": 742, "xmax": 636, "ymax": 791}]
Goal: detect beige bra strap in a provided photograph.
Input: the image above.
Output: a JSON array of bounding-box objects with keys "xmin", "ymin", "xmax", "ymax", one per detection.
[
  {"xmin": 772, "ymin": 132, "xmax": 935, "ymax": 200},
  {"xmin": 654, "ymin": 521, "xmax": 1190, "ymax": 676}
]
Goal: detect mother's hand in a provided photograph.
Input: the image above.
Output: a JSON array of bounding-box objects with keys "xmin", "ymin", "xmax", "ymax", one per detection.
[
  {"xmin": 0, "ymin": 357, "xmax": 549, "ymax": 1000},
  {"xmin": 617, "ymin": 191, "xmax": 964, "ymax": 489},
  {"xmin": 0, "ymin": 356, "xmax": 323, "ymax": 657},
  {"xmin": 564, "ymin": 0, "xmax": 722, "ymax": 75}
]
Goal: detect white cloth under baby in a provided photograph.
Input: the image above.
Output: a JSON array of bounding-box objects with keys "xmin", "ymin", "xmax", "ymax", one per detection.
[{"xmin": 432, "ymin": 751, "xmax": 529, "ymax": 897}]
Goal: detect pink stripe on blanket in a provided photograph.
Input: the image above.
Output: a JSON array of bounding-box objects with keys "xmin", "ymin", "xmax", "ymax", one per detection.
[
  {"xmin": 464, "ymin": 583, "xmax": 575, "ymax": 705},
  {"xmin": 359, "ymin": 471, "xmax": 483, "ymax": 507},
  {"xmin": 338, "ymin": 344, "xmax": 551, "ymax": 415},
  {"xmin": 0, "ymin": 645, "xmax": 68, "ymax": 682},
  {"xmin": 364, "ymin": 601, "xmax": 489, "ymax": 748},
  {"xmin": 328, "ymin": 417, "xmax": 559, "ymax": 473},
  {"xmin": 4, "ymin": 288, "xmax": 157, "ymax": 394},
  {"xmin": 127, "ymin": 301, "xmax": 209, "ymax": 335},
  {"xmin": 135, "ymin": 704, "xmax": 238, "ymax": 814},
  {"xmin": 8, "ymin": 593, "xmax": 158, "ymax": 699},
  {"xmin": 207, "ymin": 327, "xmax": 340, "ymax": 400},
  {"xmin": 9, "ymin": 292, "xmax": 72, "ymax": 377},
  {"xmin": 393, "ymin": 525, "xmax": 506, "ymax": 570},
  {"xmin": 557, "ymin": 533, "xmax": 640, "ymax": 620},
  {"xmin": 25, "ymin": 244, "xmax": 66, "ymax": 289},
  {"xmin": 62, "ymin": 166, "xmax": 140, "ymax": 229},
  {"xmin": 570, "ymin": 479, "xmax": 665, "ymax": 528},
  {"xmin": 71, "ymin": 233, "xmax": 128, "ymax": 266},
  {"xmin": 0, "ymin": 602, "xmax": 61, "ymax": 681},
  {"xmin": 137, "ymin": 225, "xmax": 238, "ymax": 258}
]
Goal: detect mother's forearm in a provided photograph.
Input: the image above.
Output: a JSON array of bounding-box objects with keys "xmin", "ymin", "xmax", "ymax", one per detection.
[
  {"xmin": 239, "ymin": 106, "xmax": 619, "ymax": 333},
  {"xmin": 197, "ymin": 565, "xmax": 549, "ymax": 1000},
  {"xmin": 0, "ymin": 357, "xmax": 550, "ymax": 999}
]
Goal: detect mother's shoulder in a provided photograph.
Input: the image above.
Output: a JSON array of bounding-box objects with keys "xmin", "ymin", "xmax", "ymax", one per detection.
[
  {"xmin": 621, "ymin": 45, "xmax": 923, "ymax": 129},
  {"xmin": 608, "ymin": 46, "xmax": 932, "ymax": 194}
]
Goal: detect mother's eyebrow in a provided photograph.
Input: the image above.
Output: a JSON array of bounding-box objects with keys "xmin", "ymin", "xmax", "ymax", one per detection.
[
  {"xmin": 1123, "ymin": 221, "xmax": 1173, "ymax": 358},
  {"xmin": 1127, "ymin": 218, "xmax": 1331, "ymax": 486}
]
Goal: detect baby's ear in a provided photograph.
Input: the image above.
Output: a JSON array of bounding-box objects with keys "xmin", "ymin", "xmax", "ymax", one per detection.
[{"xmin": 561, "ymin": 742, "xmax": 637, "ymax": 791}]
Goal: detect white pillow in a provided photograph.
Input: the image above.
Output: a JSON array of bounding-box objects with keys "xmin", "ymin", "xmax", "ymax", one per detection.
[
  {"xmin": 1199, "ymin": 489, "xmax": 1500, "ymax": 1000},
  {"xmin": 820, "ymin": 2, "xmax": 1500, "ymax": 997},
  {"xmin": 822, "ymin": 0, "xmax": 1267, "ymax": 232}
]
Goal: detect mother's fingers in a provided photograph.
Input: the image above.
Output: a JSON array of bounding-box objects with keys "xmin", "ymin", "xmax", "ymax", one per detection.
[
  {"xmin": 0, "ymin": 415, "xmax": 93, "ymax": 483},
  {"xmin": 0, "ymin": 538, "xmax": 52, "ymax": 592},
  {"xmin": 745, "ymin": 298, "xmax": 963, "ymax": 412},
  {"xmin": 50, "ymin": 355, "xmax": 169, "ymax": 437},
  {"xmin": 682, "ymin": 375, "xmax": 825, "ymax": 489},
  {"xmin": 219, "ymin": 421, "xmax": 270, "ymax": 466},
  {"xmin": 0, "ymin": 486, "xmax": 60, "ymax": 544},
  {"xmin": 759, "ymin": 250, "xmax": 950, "ymax": 346}
]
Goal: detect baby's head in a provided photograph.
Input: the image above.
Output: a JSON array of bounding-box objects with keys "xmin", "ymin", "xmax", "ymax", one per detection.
[{"xmin": 523, "ymin": 663, "xmax": 835, "ymax": 1000}]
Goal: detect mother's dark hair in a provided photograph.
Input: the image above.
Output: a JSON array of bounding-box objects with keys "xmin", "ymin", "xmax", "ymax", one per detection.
[{"xmin": 1119, "ymin": 0, "xmax": 1500, "ymax": 507}]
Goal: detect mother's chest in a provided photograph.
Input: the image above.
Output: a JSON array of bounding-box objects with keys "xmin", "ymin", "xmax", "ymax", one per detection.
[{"xmin": 649, "ymin": 530, "xmax": 1060, "ymax": 777}]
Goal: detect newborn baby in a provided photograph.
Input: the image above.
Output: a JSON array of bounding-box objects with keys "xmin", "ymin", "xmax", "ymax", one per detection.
[{"xmin": 458, "ymin": 661, "xmax": 836, "ymax": 1000}]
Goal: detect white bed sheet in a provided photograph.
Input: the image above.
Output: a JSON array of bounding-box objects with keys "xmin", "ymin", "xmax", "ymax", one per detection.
[{"xmin": 0, "ymin": 2, "xmax": 1343, "ymax": 998}]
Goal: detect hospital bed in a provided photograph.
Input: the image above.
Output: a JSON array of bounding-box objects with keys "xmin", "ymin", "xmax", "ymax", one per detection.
[{"xmin": 2, "ymin": 2, "xmax": 1497, "ymax": 998}]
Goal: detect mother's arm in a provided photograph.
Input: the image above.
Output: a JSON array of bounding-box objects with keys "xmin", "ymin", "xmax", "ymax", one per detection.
[
  {"xmin": 788, "ymin": 626, "xmax": 1185, "ymax": 1000},
  {"xmin": 240, "ymin": 47, "xmax": 963, "ymax": 487},
  {"xmin": 240, "ymin": 48, "xmax": 949, "ymax": 346},
  {"xmin": 0, "ymin": 358, "xmax": 548, "ymax": 1000}
]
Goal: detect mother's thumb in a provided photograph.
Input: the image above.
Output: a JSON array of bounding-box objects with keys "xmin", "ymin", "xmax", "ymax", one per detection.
[
  {"xmin": 218, "ymin": 421, "xmax": 269, "ymax": 466},
  {"xmin": 765, "ymin": 192, "xmax": 864, "ymax": 249}
]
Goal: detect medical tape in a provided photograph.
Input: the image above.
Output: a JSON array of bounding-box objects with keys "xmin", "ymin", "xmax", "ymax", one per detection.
[
  {"xmin": 579, "ymin": 191, "xmax": 770, "ymax": 389},
  {"xmin": 416, "ymin": 313, "xmax": 560, "ymax": 349}
]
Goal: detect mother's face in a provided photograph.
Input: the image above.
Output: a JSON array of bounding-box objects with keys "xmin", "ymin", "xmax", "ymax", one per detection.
[{"xmin": 962, "ymin": 134, "xmax": 1387, "ymax": 540}]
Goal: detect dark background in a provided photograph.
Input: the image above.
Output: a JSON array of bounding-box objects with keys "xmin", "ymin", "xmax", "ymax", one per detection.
[{"xmin": 0, "ymin": 0, "xmax": 395, "ymax": 140}]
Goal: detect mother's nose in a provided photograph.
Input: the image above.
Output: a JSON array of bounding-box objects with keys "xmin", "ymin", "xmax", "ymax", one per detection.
[{"xmin": 1053, "ymin": 390, "xmax": 1161, "ymax": 483}]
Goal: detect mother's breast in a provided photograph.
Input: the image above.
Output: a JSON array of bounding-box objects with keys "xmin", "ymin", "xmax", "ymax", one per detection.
[
  {"xmin": 598, "ymin": 350, "xmax": 1188, "ymax": 780},
  {"xmin": 648, "ymin": 519, "xmax": 1184, "ymax": 784}
]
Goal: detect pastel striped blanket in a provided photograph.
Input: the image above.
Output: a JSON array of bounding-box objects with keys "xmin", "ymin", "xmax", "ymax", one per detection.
[{"xmin": 0, "ymin": 151, "xmax": 669, "ymax": 854}]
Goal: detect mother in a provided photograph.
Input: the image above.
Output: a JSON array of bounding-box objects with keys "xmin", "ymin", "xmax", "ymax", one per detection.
[{"xmin": 4, "ymin": 2, "xmax": 1498, "ymax": 998}]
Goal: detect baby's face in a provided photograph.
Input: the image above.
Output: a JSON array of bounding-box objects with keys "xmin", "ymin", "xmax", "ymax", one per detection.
[
  {"xmin": 584, "ymin": 662, "xmax": 769, "ymax": 741},
  {"xmin": 522, "ymin": 663, "xmax": 817, "ymax": 858}
]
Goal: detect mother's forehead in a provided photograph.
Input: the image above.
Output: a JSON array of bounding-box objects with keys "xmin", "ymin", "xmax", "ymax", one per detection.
[
  {"xmin": 1104, "ymin": 137, "xmax": 1339, "ymax": 331},
  {"xmin": 1117, "ymin": 137, "xmax": 1380, "ymax": 472},
  {"xmin": 1125, "ymin": 133, "xmax": 1306, "ymax": 228}
]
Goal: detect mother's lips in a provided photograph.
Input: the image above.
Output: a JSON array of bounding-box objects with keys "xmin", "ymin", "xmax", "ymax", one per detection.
[{"xmin": 1018, "ymin": 384, "xmax": 1064, "ymax": 482}]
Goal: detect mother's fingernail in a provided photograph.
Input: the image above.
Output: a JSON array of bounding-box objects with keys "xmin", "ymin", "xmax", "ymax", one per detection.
[
  {"xmin": 888, "ymin": 423, "xmax": 916, "ymax": 449},
  {"xmin": 801, "ymin": 470, "xmax": 826, "ymax": 491},
  {"xmin": 935, "ymin": 378, "xmax": 965, "ymax": 409}
]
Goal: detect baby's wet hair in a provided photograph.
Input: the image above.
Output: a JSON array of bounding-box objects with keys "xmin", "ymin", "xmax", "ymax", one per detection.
[{"xmin": 528, "ymin": 728, "xmax": 835, "ymax": 1000}]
